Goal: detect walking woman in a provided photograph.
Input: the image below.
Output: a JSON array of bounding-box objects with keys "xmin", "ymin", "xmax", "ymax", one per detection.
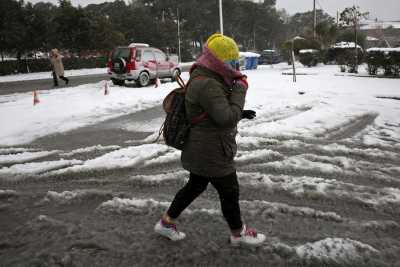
[
  {"xmin": 154, "ymin": 33, "xmax": 265, "ymax": 247},
  {"xmin": 50, "ymin": 48, "xmax": 69, "ymax": 86}
]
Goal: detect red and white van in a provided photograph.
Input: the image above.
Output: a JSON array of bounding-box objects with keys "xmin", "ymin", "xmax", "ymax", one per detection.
[{"xmin": 107, "ymin": 43, "xmax": 181, "ymax": 87}]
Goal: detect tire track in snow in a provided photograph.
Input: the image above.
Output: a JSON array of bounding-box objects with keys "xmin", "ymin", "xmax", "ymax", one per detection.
[
  {"xmin": 318, "ymin": 113, "xmax": 378, "ymax": 141},
  {"xmin": 239, "ymin": 105, "xmax": 313, "ymax": 128},
  {"xmin": 238, "ymin": 172, "xmax": 400, "ymax": 214}
]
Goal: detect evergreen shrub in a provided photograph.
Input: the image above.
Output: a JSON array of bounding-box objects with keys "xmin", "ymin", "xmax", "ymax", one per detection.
[
  {"xmin": 366, "ymin": 48, "xmax": 400, "ymax": 77},
  {"xmin": 299, "ymin": 49, "xmax": 320, "ymax": 67}
]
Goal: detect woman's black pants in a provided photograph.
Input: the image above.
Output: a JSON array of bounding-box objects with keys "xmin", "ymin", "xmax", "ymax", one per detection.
[
  {"xmin": 52, "ymin": 71, "xmax": 69, "ymax": 86},
  {"xmin": 167, "ymin": 171, "xmax": 243, "ymax": 231}
]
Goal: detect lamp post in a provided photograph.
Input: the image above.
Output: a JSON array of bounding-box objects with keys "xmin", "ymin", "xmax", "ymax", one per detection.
[
  {"xmin": 219, "ymin": 0, "xmax": 223, "ymax": 34},
  {"xmin": 291, "ymin": 36, "xmax": 305, "ymax": 82},
  {"xmin": 353, "ymin": 8, "xmax": 358, "ymax": 73},
  {"xmin": 177, "ymin": 8, "xmax": 181, "ymax": 63}
]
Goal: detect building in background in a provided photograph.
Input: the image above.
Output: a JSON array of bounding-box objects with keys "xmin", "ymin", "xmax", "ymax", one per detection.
[{"xmin": 360, "ymin": 19, "xmax": 400, "ymax": 48}]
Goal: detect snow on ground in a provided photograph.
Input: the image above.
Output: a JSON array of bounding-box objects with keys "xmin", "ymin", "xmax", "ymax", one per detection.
[
  {"xmin": 241, "ymin": 65, "xmax": 400, "ymax": 148},
  {"xmin": 0, "ymin": 150, "xmax": 60, "ymax": 164},
  {"xmin": 0, "ymin": 63, "xmax": 399, "ymax": 177},
  {"xmin": 128, "ymin": 170, "xmax": 187, "ymax": 183},
  {"xmin": 51, "ymin": 144, "xmax": 171, "ymax": 174},
  {"xmin": 59, "ymin": 145, "xmax": 120, "ymax": 157},
  {"xmin": 121, "ymin": 117, "xmax": 164, "ymax": 132},
  {"xmin": 98, "ymin": 195, "xmax": 344, "ymax": 221},
  {"xmin": 295, "ymin": 237, "xmax": 379, "ymax": 263},
  {"xmin": 42, "ymin": 189, "xmax": 113, "ymax": 204},
  {"xmin": 98, "ymin": 196, "xmax": 220, "ymax": 216},
  {"xmin": 0, "ymin": 80, "xmax": 177, "ymax": 146},
  {"xmin": 99, "ymin": 197, "xmax": 170, "ymax": 213},
  {"xmin": 2, "ymin": 64, "xmax": 400, "ymax": 265},
  {"xmin": 235, "ymin": 149, "xmax": 284, "ymax": 163},
  {"xmin": 0, "ymin": 147, "xmax": 38, "ymax": 154},
  {"xmin": 0, "ymin": 63, "xmax": 399, "ymax": 149},
  {"xmin": 0, "ymin": 159, "xmax": 82, "ymax": 176},
  {"xmin": 240, "ymin": 199, "xmax": 343, "ymax": 222},
  {"xmin": 97, "ymin": 195, "xmax": 381, "ymax": 264},
  {"xmin": 240, "ymin": 171, "xmax": 400, "ymax": 207},
  {"xmin": 0, "ymin": 68, "xmax": 107, "ymax": 83}
]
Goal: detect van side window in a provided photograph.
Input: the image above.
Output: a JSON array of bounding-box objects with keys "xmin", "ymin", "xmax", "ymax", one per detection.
[
  {"xmin": 135, "ymin": 49, "xmax": 142, "ymax": 61},
  {"xmin": 142, "ymin": 50, "xmax": 154, "ymax": 62},
  {"xmin": 154, "ymin": 50, "xmax": 166, "ymax": 62}
]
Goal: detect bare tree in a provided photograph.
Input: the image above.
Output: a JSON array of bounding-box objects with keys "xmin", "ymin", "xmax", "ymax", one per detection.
[{"xmin": 339, "ymin": 6, "xmax": 369, "ymax": 73}]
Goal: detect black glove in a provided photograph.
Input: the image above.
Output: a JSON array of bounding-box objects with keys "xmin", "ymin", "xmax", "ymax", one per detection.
[{"xmin": 242, "ymin": 110, "xmax": 256, "ymax": 120}]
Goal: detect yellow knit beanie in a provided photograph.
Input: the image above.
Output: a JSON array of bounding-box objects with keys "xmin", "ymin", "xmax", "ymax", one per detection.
[{"xmin": 206, "ymin": 33, "xmax": 239, "ymax": 62}]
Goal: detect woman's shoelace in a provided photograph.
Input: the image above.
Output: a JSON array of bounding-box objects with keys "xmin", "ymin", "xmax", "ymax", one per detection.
[{"xmin": 245, "ymin": 228, "xmax": 257, "ymax": 237}]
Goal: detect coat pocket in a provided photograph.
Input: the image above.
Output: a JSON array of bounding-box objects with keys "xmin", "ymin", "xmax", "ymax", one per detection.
[{"xmin": 220, "ymin": 130, "xmax": 237, "ymax": 160}]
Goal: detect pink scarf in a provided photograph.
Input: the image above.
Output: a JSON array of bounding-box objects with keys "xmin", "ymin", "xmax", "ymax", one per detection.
[{"xmin": 191, "ymin": 47, "xmax": 244, "ymax": 87}]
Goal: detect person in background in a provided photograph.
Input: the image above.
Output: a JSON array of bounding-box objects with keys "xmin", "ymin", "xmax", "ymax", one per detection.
[
  {"xmin": 154, "ymin": 33, "xmax": 264, "ymax": 247},
  {"xmin": 50, "ymin": 48, "xmax": 69, "ymax": 87}
]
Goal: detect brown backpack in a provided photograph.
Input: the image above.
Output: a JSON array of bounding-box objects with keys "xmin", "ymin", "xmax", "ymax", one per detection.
[{"xmin": 158, "ymin": 74, "xmax": 207, "ymax": 150}]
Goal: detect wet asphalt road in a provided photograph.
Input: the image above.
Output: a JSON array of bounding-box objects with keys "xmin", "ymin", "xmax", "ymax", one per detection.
[
  {"xmin": 0, "ymin": 73, "xmax": 109, "ymax": 95},
  {"xmin": 0, "ymin": 103, "xmax": 399, "ymax": 266}
]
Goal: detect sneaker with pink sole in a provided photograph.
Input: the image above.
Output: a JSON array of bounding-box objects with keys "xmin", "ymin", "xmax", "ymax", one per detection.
[
  {"xmin": 230, "ymin": 225, "xmax": 266, "ymax": 247},
  {"xmin": 154, "ymin": 220, "xmax": 186, "ymax": 241}
]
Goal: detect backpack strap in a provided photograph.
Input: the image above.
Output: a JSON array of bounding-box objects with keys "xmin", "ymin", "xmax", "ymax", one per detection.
[
  {"xmin": 176, "ymin": 74, "xmax": 186, "ymax": 89},
  {"xmin": 191, "ymin": 112, "xmax": 208, "ymax": 124}
]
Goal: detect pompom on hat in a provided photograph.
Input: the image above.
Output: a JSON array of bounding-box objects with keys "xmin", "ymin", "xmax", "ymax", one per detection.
[{"xmin": 206, "ymin": 33, "xmax": 239, "ymax": 63}]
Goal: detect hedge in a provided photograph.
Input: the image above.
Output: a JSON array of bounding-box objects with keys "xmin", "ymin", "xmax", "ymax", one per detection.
[
  {"xmin": 335, "ymin": 49, "xmax": 364, "ymax": 73},
  {"xmin": 324, "ymin": 43, "xmax": 364, "ymax": 73},
  {"xmin": 366, "ymin": 48, "xmax": 400, "ymax": 76},
  {"xmin": 0, "ymin": 56, "xmax": 108, "ymax": 76},
  {"xmin": 299, "ymin": 49, "xmax": 320, "ymax": 67}
]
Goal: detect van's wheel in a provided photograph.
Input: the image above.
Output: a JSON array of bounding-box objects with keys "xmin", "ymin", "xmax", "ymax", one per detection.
[
  {"xmin": 171, "ymin": 69, "xmax": 181, "ymax": 82},
  {"xmin": 138, "ymin": 72, "xmax": 150, "ymax": 87},
  {"xmin": 111, "ymin": 78, "xmax": 125, "ymax": 86}
]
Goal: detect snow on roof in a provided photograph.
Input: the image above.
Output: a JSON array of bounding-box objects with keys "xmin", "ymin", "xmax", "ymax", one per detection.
[
  {"xmin": 360, "ymin": 21, "xmax": 400, "ymax": 30},
  {"xmin": 332, "ymin": 42, "xmax": 362, "ymax": 49},
  {"xmin": 239, "ymin": 51, "xmax": 261, "ymax": 58},
  {"xmin": 299, "ymin": 49, "xmax": 319, "ymax": 54},
  {"xmin": 366, "ymin": 36, "xmax": 379, "ymax": 41},
  {"xmin": 366, "ymin": 47, "xmax": 400, "ymax": 53},
  {"xmin": 128, "ymin": 43, "xmax": 150, "ymax": 47}
]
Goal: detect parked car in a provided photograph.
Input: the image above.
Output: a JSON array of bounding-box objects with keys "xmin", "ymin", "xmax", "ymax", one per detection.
[
  {"xmin": 258, "ymin": 49, "xmax": 282, "ymax": 65},
  {"xmin": 107, "ymin": 43, "xmax": 181, "ymax": 86}
]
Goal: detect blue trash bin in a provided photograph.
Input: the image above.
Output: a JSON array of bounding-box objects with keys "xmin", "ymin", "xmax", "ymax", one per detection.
[
  {"xmin": 250, "ymin": 57, "xmax": 259, "ymax": 69},
  {"xmin": 245, "ymin": 57, "xmax": 252, "ymax": 70},
  {"xmin": 240, "ymin": 52, "xmax": 260, "ymax": 70}
]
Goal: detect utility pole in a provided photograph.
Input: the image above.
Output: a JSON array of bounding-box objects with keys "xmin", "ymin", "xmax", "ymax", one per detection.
[
  {"xmin": 177, "ymin": 8, "xmax": 181, "ymax": 63},
  {"xmin": 253, "ymin": 29, "xmax": 256, "ymax": 50},
  {"xmin": 337, "ymin": 10, "xmax": 339, "ymax": 25},
  {"xmin": 292, "ymin": 40, "xmax": 296, "ymax": 82},
  {"xmin": 313, "ymin": 0, "xmax": 316, "ymax": 38},
  {"xmin": 354, "ymin": 8, "xmax": 358, "ymax": 73},
  {"xmin": 219, "ymin": 0, "xmax": 224, "ymax": 34}
]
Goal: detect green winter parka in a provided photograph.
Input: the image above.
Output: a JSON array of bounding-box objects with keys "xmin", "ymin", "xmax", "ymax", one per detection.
[{"xmin": 181, "ymin": 65, "xmax": 246, "ymax": 177}]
